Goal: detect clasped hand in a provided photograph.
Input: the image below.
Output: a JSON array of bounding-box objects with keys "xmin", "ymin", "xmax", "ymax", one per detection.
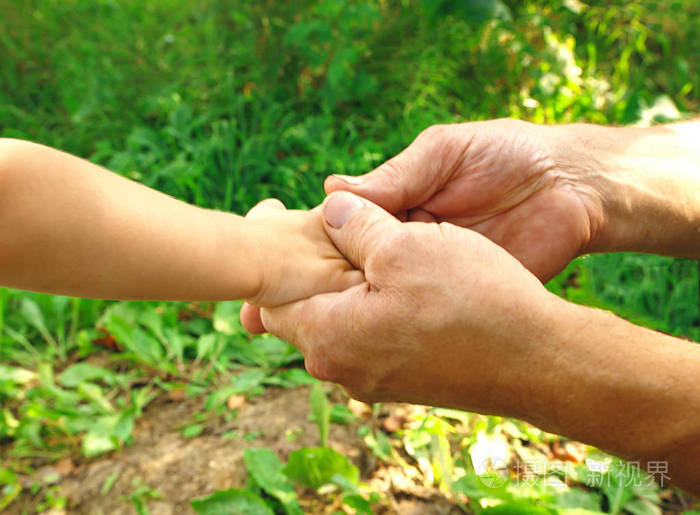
[{"xmin": 241, "ymin": 119, "xmax": 602, "ymax": 406}]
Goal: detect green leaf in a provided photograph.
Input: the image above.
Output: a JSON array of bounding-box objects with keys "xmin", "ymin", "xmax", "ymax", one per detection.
[
  {"xmin": 554, "ymin": 489, "xmax": 602, "ymax": 512},
  {"xmin": 82, "ymin": 413, "xmax": 134, "ymax": 457},
  {"xmin": 625, "ymin": 497, "xmax": 662, "ymax": 515},
  {"xmin": 77, "ymin": 381, "xmax": 115, "ymax": 413},
  {"xmin": 342, "ymin": 493, "xmax": 373, "ymax": 514},
  {"xmin": 212, "ymin": 301, "xmax": 242, "ymax": 335},
  {"xmin": 20, "ymin": 298, "xmax": 50, "ymax": 338},
  {"xmin": 0, "ymin": 468, "xmax": 22, "ymax": 511},
  {"xmin": 309, "ymin": 385, "xmax": 330, "ymax": 447},
  {"xmin": 191, "ymin": 488, "xmax": 274, "ymax": 515},
  {"xmin": 329, "ymin": 404, "xmax": 358, "ymax": 425},
  {"xmin": 58, "ymin": 363, "xmax": 116, "ymax": 388},
  {"xmin": 363, "ymin": 428, "xmax": 392, "ymax": 462},
  {"xmin": 283, "ymin": 447, "xmax": 359, "ymax": 490},
  {"xmin": 266, "ymin": 368, "xmax": 319, "ymax": 388},
  {"xmin": 100, "ymin": 472, "xmax": 120, "ymax": 495},
  {"xmin": 231, "ymin": 368, "xmax": 268, "ymax": 394},
  {"xmin": 482, "ymin": 502, "xmax": 557, "ymax": 515},
  {"xmin": 204, "ymin": 369, "xmax": 268, "ymax": 411},
  {"xmin": 182, "ymin": 424, "xmax": 204, "ymax": 438},
  {"xmin": 243, "ymin": 449, "xmax": 302, "ymax": 515},
  {"xmin": 0, "ymin": 364, "xmax": 36, "ymax": 384},
  {"xmin": 132, "ymin": 328, "xmax": 165, "ymax": 365},
  {"xmin": 452, "ymin": 470, "xmax": 511, "ymax": 502},
  {"xmin": 82, "ymin": 429, "xmax": 116, "ymax": 457},
  {"xmin": 253, "ymin": 336, "xmax": 304, "ymax": 368},
  {"xmin": 601, "ymin": 459, "xmax": 659, "ymax": 515},
  {"xmin": 196, "ymin": 333, "xmax": 219, "ymax": 361}
]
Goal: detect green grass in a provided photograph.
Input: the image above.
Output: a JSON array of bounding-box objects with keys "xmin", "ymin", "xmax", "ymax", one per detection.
[{"xmin": 0, "ymin": 0, "xmax": 699, "ymax": 512}]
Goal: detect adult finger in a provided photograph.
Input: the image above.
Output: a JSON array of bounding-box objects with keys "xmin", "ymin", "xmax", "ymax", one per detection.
[
  {"xmin": 260, "ymin": 284, "xmax": 371, "ymax": 369},
  {"xmin": 321, "ymin": 191, "xmax": 401, "ymax": 274},
  {"xmin": 324, "ymin": 124, "xmax": 461, "ymax": 213},
  {"xmin": 240, "ymin": 302, "xmax": 266, "ymax": 334}
]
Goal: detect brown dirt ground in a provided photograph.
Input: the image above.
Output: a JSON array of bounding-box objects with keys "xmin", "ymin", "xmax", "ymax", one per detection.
[{"xmin": 6, "ymin": 386, "xmax": 463, "ymax": 515}]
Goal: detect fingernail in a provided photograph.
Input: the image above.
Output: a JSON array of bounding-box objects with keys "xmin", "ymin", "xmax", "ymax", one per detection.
[
  {"xmin": 333, "ymin": 174, "xmax": 363, "ymax": 185},
  {"xmin": 325, "ymin": 192, "xmax": 364, "ymax": 228}
]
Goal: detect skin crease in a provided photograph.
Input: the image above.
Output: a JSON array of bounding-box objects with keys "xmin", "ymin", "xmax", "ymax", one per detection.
[
  {"xmin": 0, "ymin": 139, "xmax": 363, "ymax": 305},
  {"xmin": 241, "ymin": 119, "xmax": 700, "ymax": 493}
]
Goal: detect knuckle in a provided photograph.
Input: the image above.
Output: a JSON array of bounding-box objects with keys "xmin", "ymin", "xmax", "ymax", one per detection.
[
  {"xmin": 305, "ymin": 356, "xmax": 337, "ymax": 383},
  {"xmin": 377, "ymin": 159, "xmax": 405, "ymax": 191},
  {"xmin": 419, "ymin": 123, "xmax": 451, "ymax": 141},
  {"xmin": 367, "ymin": 227, "xmax": 416, "ymax": 271}
]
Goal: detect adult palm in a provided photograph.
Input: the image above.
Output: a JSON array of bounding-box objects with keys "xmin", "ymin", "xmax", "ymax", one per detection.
[{"xmin": 325, "ymin": 119, "xmax": 605, "ymax": 282}]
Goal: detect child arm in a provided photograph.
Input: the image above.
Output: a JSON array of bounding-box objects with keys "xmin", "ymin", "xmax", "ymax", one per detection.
[{"xmin": 0, "ymin": 139, "xmax": 361, "ymax": 302}]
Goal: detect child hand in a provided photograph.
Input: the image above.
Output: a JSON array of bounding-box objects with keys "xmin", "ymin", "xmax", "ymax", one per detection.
[{"xmin": 243, "ymin": 198, "xmax": 364, "ymax": 307}]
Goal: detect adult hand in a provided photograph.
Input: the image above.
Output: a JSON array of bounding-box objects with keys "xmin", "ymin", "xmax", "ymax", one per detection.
[
  {"xmin": 240, "ymin": 119, "xmax": 600, "ymax": 333},
  {"xmin": 325, "ymin": 119, "xmax": 605, "ymax": 282},
  {"xmin": 259, "ymin": 191, "xmax": 558, "ymax": 414},
  {"xmin": 259, "ymin": 191, "xmax": 700, "ymax": 494}
]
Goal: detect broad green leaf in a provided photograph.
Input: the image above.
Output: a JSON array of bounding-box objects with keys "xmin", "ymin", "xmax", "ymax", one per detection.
[
  {"xmin": 182, "ymin": 424, "xmax": 204, "ymax": 438},
  {"xmin": 82, "ymin": 414, "xmax": 134, "ymax": 457},
  {"xmin": 243, "ymin": 448, "xmax": 302, "ymax": 515},
  {"xmin": 204, "ymin": 369, "xmax": 268, "ymax": 411},
  {"xmin": 602, "ymin": 459, "xmax": 659, "ymax": 515},
  {"xmin": 625, "ymin": 497, "xmax": 662, "ymax": 515},
  {"xmin": 82, "ymin": 429, "xmax": 116, "ymax": 457},
  {"xmin": 212, "ymin": 301, "xmax": 242, "ymax": 335},
  {"xmin": 482, "ymin": 502, "xmax": 557, "ymax": 514},
  {"xmin": 100, "ymin": 472, "xmax": 120, "ymax": 495},
  {"xmin": 363, "ymin": 428, "xmax": 392, "ymax": 462},
  {"xmin": 251, "ymin": 336, "xmax": 303, "ymax": 368},
  {"xmin": 554, "ymin": 488, "xmax": 602, "ymax": 512},
  {"xmin": 430, "ymin": 431, "xmax": 453, "ymax": 486},
  {"xmin": 0, "ymin": 468, "xmax": 21, "ymax": 511},
  {"xmin": 329, "ymin": 404, "xmax": 358, "ymax": 425},
  {"xmin": 58, "ymin": 363, "xmax": 115, "ymax": 388},
  {"xmin": 452, "ymin": 470, "xmax": 511, "ymax": 502},
  {"xmin": 132, "ymin": 328, "xmax": 165, "ymax": 365},
  {"xmin": 77, "ymin": 381, "xmax": 115, "ymax": 413},
  {"xmin": 196, "ymin": 333, "xmax": 219, "ymax": 361},
  {"xmin": 20, "ymin": 298, "xmax": 50, "ymax": 338},
  {"xmin": 103, "ymin": 313, "xmax": 134, "ymax": 348},
  {"xmin": 191, "ymin": 488, "xmax": 274, "ymax": 515},
  {"xmin": 0, "ymin": 364, "xmax": 36, "ymax": 384},
  {"xmin": 309, "ymin": 385, "xmax": 330, "ymax": 447},
  {"xmin": 231, "ymin": 368, "xmax": 268, "ymax": 394},
  {"xmin": 265, "ymin": 368, "xmax": 319, "ymax": 388},
  {"xmin": 283, "ymin": 447, "xmax": 359, "ymax": 490},
  {"xmin": 342, "ymin": 493, "xmax": 373, "ymax": 514}
]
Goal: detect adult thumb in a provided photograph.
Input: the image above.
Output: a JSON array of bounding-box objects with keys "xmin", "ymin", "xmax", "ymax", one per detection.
[
  {"xmin": 322, "ymin": 191, "xmax": 401, "ymax": 272},
  {"xmin": 324, "ymin": 126, "xmax": 452, "ymax": 213}
]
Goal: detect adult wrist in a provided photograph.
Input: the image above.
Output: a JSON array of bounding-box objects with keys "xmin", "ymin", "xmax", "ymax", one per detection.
[
  {"xmin": 551, "ymin": 122, "xmax": 700, "ymax": 257},
  {"xmin": 521, "ymin": 296, "xmax": 700, "ymax": 475}
]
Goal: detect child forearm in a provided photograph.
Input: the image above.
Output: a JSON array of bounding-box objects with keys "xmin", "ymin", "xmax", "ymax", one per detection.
[{"xmin": 0, "ymin": 139, "xmax": 261, "ymax": 300}]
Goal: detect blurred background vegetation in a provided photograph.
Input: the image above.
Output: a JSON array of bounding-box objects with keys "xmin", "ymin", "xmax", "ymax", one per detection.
[{"xmin": 0, "ymin": 0, "xmax": 698, "ymax": 513}]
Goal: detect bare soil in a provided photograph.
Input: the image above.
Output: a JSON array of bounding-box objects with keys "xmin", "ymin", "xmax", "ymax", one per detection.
[{"xmin": 7, "ymin": 386, "xmax": 462, "ymax": 515}]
